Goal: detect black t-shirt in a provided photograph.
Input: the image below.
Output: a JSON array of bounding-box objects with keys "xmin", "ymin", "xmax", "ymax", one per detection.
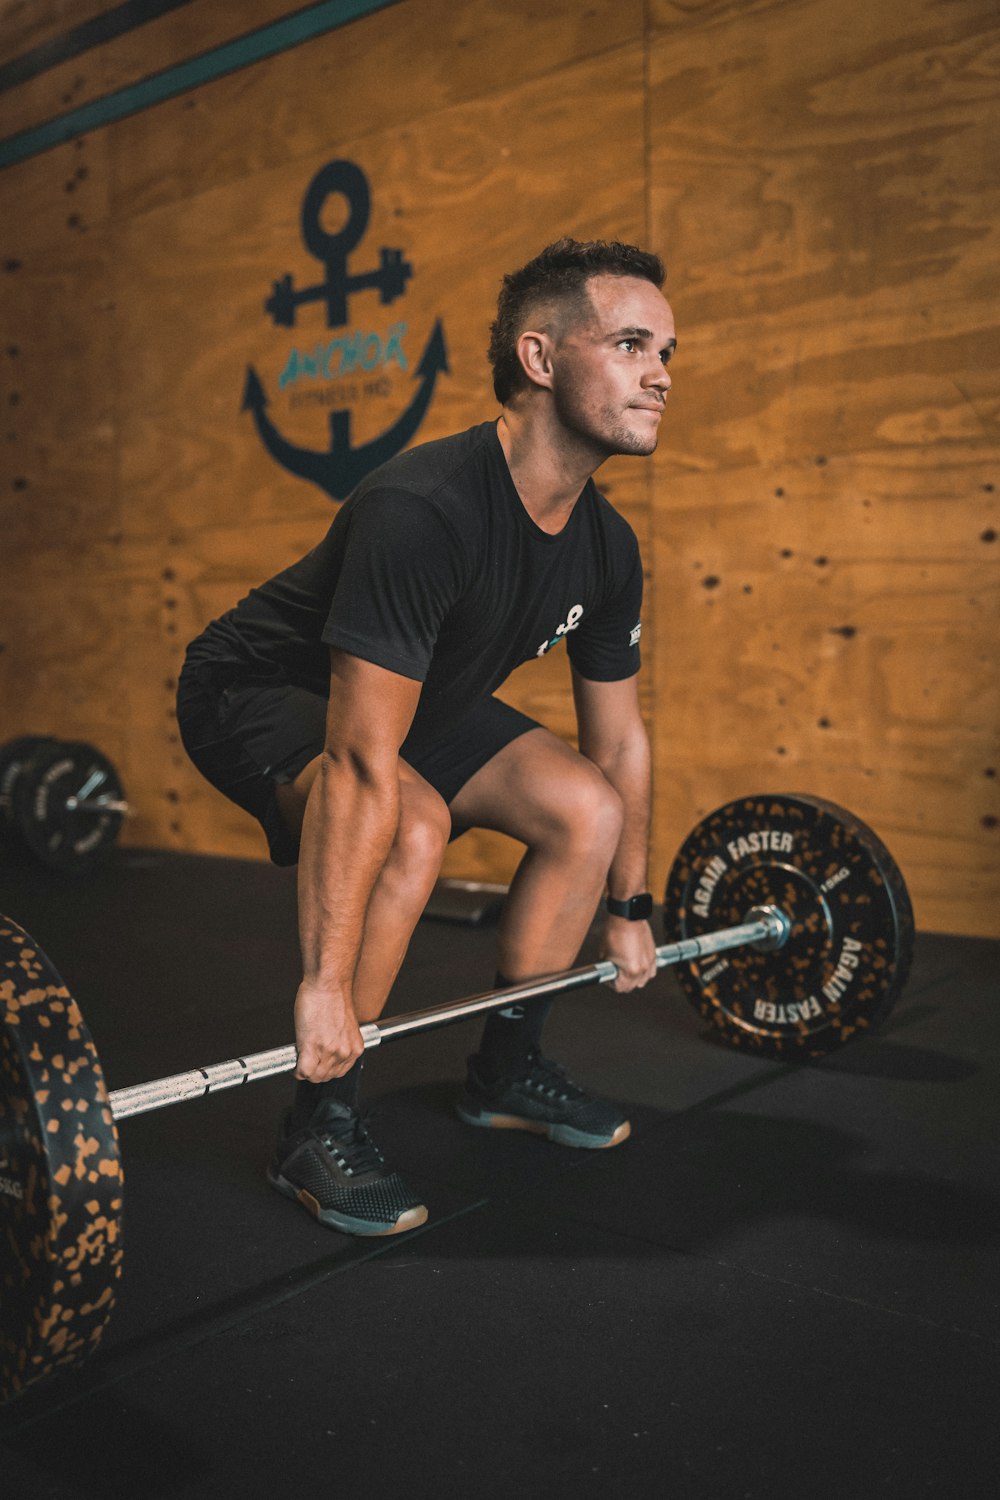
[{"xmin": 188, "ymin": 421, "xmax": 643, "ymax": 754}]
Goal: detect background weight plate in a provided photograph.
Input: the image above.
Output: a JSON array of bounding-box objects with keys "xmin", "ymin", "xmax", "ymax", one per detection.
[
  {"xmin": 0, "ymin": 736, "xmax": 57, "ymax": 854},
  {"xmin": 13, "ymin": 740, "xmax": 126, "ymax": 875},
  {"xmin": 0, "ymin": 914, "xmax": 124, "ymax": 1403},
  {"xmin": 663, "ymin": 793, "xmax": 915, "ymax": 1058}
]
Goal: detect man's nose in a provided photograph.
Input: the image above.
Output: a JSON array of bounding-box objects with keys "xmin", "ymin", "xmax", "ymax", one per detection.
[{"xmin": 643, "ymin": 358, "xmax": 671, "ymax": 392}]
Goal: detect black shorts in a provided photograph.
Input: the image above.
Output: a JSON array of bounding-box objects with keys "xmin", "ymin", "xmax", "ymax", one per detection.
[{"xmin": 176, "ymin": 660, "xmax": 539, "ymax": 866}]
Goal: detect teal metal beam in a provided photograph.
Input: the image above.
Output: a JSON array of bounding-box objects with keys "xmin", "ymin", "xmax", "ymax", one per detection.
[{"xmin": 0, "ymin": 0, "xmax": 400, "ymax": 171}]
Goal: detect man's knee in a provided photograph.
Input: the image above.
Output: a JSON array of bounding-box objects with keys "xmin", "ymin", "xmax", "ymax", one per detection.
[
  {"xmin": 572, "ymin": 764, "xmax": 624, "ymax": 855},
  {"xmin": 390, "ymin": 780, "xmax": 451, "ymax": 881},
  {"xmin": 538, "ymin": 759, "xmax": 623, "ymax": 861}
]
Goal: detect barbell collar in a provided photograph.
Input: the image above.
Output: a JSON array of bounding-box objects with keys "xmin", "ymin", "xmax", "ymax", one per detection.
[{"xmin": 105, "ymin": 910, "xmax": 785, "ymax": 1121}]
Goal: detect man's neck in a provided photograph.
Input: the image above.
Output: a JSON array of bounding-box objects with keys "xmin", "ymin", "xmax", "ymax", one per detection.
[{"xmin": 496, "ymin": 410, "xmax": 603, "ymax": 536}]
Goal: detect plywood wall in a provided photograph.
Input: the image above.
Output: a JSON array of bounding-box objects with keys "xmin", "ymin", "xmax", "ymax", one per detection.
[
  {"xmin": 0, "ymin": 0, "xmax": 997, "ymax": 936},
  {"xmin": 645, "ymin": 0, "xmax": 999, "ymax": 937}
]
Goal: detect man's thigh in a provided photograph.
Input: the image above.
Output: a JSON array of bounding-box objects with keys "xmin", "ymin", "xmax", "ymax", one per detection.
[
  {"xmin": 403, "ymin": 697, "xmax": 539, "ymax": 837},
  {"xmin": 176, "ymin": 663, "xmax": 327, "ymax": 865},
  {"xmin": 448, "ymin": 726, "xmax": 605, "ymax": 846}
]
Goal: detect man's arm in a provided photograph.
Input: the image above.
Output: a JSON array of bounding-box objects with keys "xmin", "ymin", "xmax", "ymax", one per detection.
[
  {"xmin": 294, "ymin": 648, "xmax": 422, "ymax": 1081},
  {"xmin": 572, "ymin": 670, "xmax": 658, "ymax": 993}
]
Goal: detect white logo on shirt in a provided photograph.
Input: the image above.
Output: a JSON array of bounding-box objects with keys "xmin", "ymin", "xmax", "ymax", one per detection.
[
  {"xmin": 537, "ymin": 603, "xmax": 584, "ymax": 658},
  {"xmin": 629, "ymin": 621, "xmax": 642, "ymax": 648}
]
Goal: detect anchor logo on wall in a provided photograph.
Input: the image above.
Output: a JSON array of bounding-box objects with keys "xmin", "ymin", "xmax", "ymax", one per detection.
[{"xmin": 242, "ymin": 159, "xmax": 449, "ymax": 501}]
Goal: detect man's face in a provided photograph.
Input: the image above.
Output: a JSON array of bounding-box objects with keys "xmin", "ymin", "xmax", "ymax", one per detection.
[{"xmin": 549, "ymin": 274, "xmax": 676, "ymax": 459}]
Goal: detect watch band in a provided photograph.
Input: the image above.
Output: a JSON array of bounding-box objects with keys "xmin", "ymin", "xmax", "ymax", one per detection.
[{"xmin": 605, "ymin": 892, "xmax": 653, "ymax": 921}]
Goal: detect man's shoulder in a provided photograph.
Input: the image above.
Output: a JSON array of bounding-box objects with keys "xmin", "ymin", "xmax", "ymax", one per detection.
[
  {"xmin": 585, "ymin": 479, "xmax": 640, "ymax": 549},
  {"xmin": 356, "ymin": 421, "xmax": 497, "ymax": 502}
]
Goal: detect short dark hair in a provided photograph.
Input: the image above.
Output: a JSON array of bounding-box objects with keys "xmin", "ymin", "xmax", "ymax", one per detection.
[{"xmin": 487, "ymin": 237, "xmax": 666, "ymax": 404}]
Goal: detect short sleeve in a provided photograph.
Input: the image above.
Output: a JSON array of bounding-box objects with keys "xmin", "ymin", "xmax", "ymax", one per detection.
[
  {"xmin": 567, "ymin": 531, "xmax": 644, "ymax": 681},
  {"xmin": 321, "ymin": 489, "xmax": 468, "ymax": 681}
]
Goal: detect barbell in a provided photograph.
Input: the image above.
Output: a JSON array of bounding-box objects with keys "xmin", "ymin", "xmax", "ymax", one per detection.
[{"xmin": 0, "ymin": 792, "xmax": 913, "ymax": 1403}]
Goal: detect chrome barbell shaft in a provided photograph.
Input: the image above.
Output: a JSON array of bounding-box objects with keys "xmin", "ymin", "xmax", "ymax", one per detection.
[
  {"xmin": 64, "ymin": 795, "xmax": 131, "ymax": 814},
  {"xmin": 107, "ymin": 907, "xmax": 789, "ymax": 1121}
]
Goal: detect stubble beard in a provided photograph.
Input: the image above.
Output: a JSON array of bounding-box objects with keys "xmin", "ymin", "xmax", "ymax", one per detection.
[
  {"xmin": 553, "ymin": 380, "xmax": 659, "ymax": 462},
  {"xmin": 606, "ymin": 411, "xmax": 659, "ymax": 456}
]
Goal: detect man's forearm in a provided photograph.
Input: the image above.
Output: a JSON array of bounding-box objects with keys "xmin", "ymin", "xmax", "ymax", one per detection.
[
  {"xmin": 586, "ymin": 728, "xmax": 652, "ymax": 898},
  {"xmin": 582, "ymin": 723, "xmax": 657, "ymax": 991},
  {"xmin": 297, "ymin": 750, "xmax": 401, "ymax": 995}
]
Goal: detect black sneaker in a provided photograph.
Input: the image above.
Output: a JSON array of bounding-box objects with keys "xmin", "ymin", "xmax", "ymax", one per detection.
[
  {"xmin": 267, "ymin": 1100, "xmax": 428, "ymax": 1237},
  {"xmin": 456, "ymin": 1050, "xmax": 631, "ymax": 1150}
]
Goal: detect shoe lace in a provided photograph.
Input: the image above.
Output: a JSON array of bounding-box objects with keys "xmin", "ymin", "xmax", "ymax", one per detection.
[
  {"xmin": 317, "ymin": 1110, "xmax": 385, "ymax": 1177},
  {"xmin": 520, "ymin": 1050, "xmax": 583, "ymax": 1102}
]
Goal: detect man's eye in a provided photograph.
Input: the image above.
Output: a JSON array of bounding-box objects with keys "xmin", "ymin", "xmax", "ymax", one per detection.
[{"xmin": 619, "ymin": 339, "xmax": 637, "ymax": 352}]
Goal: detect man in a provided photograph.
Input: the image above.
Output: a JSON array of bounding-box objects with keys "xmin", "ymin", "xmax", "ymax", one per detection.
[{"xmin": 177, "ymin": 237, "xmax": 676, "ymax": 1237}]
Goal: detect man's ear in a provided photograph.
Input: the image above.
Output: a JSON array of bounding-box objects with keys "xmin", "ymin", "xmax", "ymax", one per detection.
[{"xmin": 515, "ymin": 329, "xmax": 556, "ymax": 391}]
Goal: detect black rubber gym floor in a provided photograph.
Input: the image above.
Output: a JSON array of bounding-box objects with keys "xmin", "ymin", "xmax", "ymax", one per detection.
[{"xmin": 1, "ymin": 849, "xmax": 998, "ymax": 1499}]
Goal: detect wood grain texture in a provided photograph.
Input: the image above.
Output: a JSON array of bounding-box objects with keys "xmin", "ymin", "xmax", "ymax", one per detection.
[
  {"xmin": 104, "ymin": 0, "xmax": 644, "ymax": 221},
  {"xmin": 649, "ymin": 451, "xmax": 998, "ymax": 933},
  {"xmin": 0, "ymin": 235, "xmax": 118, "ymax": 561},
  {"xmin": 647, "ymin": 0, "xmax": 999, "ymax": 935}
]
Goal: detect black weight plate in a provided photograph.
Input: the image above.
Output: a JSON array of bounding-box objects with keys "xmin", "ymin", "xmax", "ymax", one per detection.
[
  {"xmin": 663, "ymin": 793, "xmax": 915, "ymax": 1058},
  {"xmin": 0, "ymin": 913, "xmax": 124, "ymax": 1403},
  {"xmin": 14, "ymin": 740, "xmax": 126, "ymax": 875},
  {"xmin": 0, "ymin": 736, "xmax": 57, "ymax": 851}
]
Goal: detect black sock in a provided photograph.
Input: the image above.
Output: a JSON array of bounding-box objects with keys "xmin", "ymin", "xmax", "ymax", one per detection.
[
  {"xmin": 477, "ymin": 972, "xmax": 552, "ymax": 1081},
  {"xmin": 290, "ymin": 1058, "xmax": 364, "ymax": 1130}
]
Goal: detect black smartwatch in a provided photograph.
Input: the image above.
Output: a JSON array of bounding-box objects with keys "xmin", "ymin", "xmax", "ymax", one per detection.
[{"xmin": 605, "ymin": 892, "xmax": 653, "ymax": 921}]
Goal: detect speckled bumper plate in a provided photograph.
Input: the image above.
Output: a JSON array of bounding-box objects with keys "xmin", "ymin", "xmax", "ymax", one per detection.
[
  {"xmin": 663, "ymin": 793, "xmax": 914, "ymax": 1059},
  {"xmin": 0, "ymin": 914, "xmax": 123, "ymax": 1403}
]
